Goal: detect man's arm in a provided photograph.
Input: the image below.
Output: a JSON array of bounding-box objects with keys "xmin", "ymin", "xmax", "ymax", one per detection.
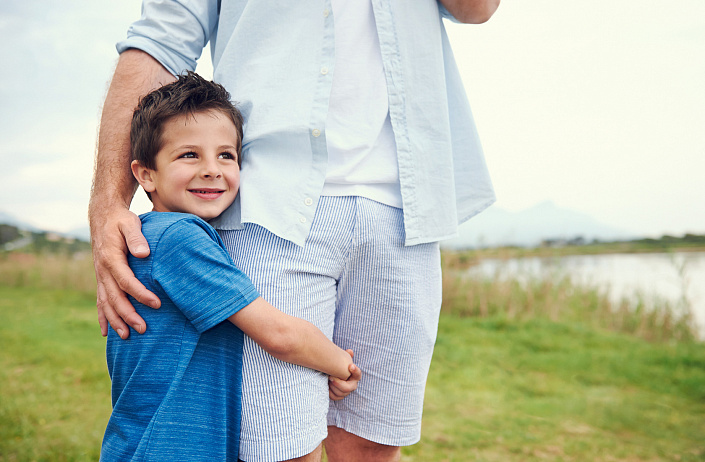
[
  {"xmin": 229, "ymin": 298, "xmax": 358, "ymax": 381},
  {"xmin": 89, "ymin": 49, "xmax": 175, "ymax": 339},
  {"xmin": 440, "ymin": 0, "xmax": 500, "ymax": 24}
]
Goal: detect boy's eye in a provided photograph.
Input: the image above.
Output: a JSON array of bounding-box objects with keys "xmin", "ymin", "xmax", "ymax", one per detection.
[
  {"xmin": 180, "ymin": 152, "xmax": 197, "ymax": 159},
  {"xmin": 219, "ymin": 152, "xmax": 236, "ymax": 160}
]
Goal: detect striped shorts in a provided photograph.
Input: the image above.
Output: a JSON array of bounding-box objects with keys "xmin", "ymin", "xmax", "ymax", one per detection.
[{"xmin": 219, "ymin": 196, "xmax": 442, "ymax": 461}]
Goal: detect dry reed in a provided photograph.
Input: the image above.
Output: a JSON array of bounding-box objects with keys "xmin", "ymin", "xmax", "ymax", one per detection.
[
  {"xmin": 441, "ymin": 258, "xmax": 698, "ymax": 343},
  {"xmin": 0, "ymin": 251, "xmax": 96, "ymax": 295}
]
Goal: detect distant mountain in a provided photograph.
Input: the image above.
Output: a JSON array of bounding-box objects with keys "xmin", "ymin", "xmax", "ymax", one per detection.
[
  {"xmin": 67, "ymin": 225, "xmax": 91, "ymax": 241},
  {"xmin": 0, "ymin": 211, "xmax": 90, "ymax": 242},
  {"xmin": 442, "ymin": 201, "xmax": 635, "ymax": 249},
  {"xmin": 0, "ymin": 211, "xmax": 42, "ymax": 232}
]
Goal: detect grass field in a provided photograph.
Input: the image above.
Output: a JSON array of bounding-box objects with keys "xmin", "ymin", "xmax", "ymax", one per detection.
[{"xmin": 1, "ymin": 253, "xmax": 704, "ymax": 461}]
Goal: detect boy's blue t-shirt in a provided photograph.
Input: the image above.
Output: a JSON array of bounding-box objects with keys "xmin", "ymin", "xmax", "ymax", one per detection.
[{"xmin": 100, "ymin": 212, "xmax": 260, "ymax": 462}]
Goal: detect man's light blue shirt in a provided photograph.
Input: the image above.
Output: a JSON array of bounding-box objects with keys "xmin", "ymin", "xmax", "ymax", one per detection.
[{"xmin": 118, "ymin": 0, "xmax": 495, "ymax": 246}]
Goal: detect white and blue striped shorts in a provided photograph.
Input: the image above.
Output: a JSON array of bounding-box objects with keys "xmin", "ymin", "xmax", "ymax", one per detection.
[{"xmin": 219, "ymin": 196, "xmax": 442, "ymax": 461}]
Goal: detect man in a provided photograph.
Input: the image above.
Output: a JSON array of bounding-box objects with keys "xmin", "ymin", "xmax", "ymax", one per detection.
[{"xmin": 90, "ymin": 1, "xmax": 499, "ymax": 460}]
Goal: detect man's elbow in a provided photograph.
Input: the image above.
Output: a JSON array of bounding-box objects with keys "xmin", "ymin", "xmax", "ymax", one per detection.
[{"xmin": 449, "ymin": 0, "xmax": 500, "ymax": 24}]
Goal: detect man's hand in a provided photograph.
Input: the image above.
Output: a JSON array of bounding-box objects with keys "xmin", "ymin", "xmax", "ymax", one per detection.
[
  {"xmin": 90, "ymin": 49, "xmax": 173, "ymax": 339},
  {"xmin": 328, "ymin": 350, "xmax": 361, "ymax": 401},
  {"xmin": 91, "ymin": 206, "xmax": 160, "ymax": 339}
]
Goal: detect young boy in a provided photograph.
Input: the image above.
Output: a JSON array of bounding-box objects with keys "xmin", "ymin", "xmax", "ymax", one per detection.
[{"xmin": 100, "ymin": 72, "xmax": 359, "ymax": 461}]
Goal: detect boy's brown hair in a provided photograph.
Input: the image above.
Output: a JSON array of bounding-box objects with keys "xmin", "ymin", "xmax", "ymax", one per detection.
[{"xmin": 130, "ymin": 71, "xmax": 244, "ymax": 170}]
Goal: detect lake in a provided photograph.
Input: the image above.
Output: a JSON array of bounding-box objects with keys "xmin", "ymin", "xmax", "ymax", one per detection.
[{"xmin": 466, "ymin": 251, "xmax": 705, "ymax": 336}]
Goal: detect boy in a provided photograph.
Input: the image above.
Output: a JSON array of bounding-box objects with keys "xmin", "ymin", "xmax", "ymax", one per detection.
[{"xmin": 100, "ymin": 72, "xmax": 360, "ymax": 461}]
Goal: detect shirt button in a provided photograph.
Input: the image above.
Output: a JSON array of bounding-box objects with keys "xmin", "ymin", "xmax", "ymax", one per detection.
[
  {"xmin": 304, "ymin": 197, "xmax": 313, "ymax": 206},
  {"xmin": 323, "ymin": 8, "xmax": 330, "ymax": 17},
  {"xmin": 312, "ymin": 129, "xmax": 321, "ymax": 137},
  {"xmin": 299, "ymin": 216, "xmax": 307, "ymax": 223},
  {"xmin": 320, "ymin": 66, "xmax": 329, "ymax": 75}
]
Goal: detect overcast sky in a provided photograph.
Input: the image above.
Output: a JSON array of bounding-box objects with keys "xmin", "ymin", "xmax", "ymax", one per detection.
[{"xmin": 1, "ymin": 1, "xmax": 703, "ymax": 238}]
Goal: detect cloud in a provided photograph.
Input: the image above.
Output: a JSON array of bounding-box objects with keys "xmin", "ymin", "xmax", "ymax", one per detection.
[
  {"xmin": 0, "ymin": 2, "xmax": 142, "ymax": 231},
  {"xmin": 445, "ymin": 0, "xmax": 705, "ymax": 235},
  {"xmin": 1, "ymin": 0, "xmax": 703, "ymax": 237}
]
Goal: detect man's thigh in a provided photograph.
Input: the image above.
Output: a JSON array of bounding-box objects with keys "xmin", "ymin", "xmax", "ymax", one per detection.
[{"xmin": 327, "ymin": 197, "xmax": 442, "ymax": 447}]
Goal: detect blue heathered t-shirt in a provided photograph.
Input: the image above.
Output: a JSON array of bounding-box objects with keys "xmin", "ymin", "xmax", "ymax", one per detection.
[{"xmin": 100, "ymin": 212, "xmax": 260, "ymax": 462}]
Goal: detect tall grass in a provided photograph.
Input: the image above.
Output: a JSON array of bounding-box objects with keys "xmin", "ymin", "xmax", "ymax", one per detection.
[
  {"xmin": 441, "ymin": 254, "xmax": 699, "ymax": 343},
  {"xmin": 2, "ymin": 250, "xmax": 695, "ymax": 343},
  {"xmin": 0, "ymin": 252, "xmax": 96, "ymax": 295}
]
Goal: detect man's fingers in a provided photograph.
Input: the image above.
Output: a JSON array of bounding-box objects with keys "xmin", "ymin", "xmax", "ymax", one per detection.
[
  {"xmin": 110, "ymin": 262, "xmax": 161, "ymax": 310},
  {"xmin": 97, "ymin": 281, "xmax": 131, "ymax": 339},
  {"xmin": 96, "ymin": 260, "xmax": 148, "ymax": 336},
  {"xmin": 91, "ymin": 206, "xmax": 158, "ymax": 336},
  {"xmin": 121, "ymin": 216, "xmax": 151, "ymax": 259},
  {"xmin": 96, "ymin": 284, "xmax": 109, "ymax": 337}
]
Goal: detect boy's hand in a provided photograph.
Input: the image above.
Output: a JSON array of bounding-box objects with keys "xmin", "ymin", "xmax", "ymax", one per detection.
[
  {"xmin": 328, "ymin": 350, "xmax": 361, "ymax": 401},
  {"xmin": 91, "ymin": 205, "xmax": 160, "ymax": 339}
]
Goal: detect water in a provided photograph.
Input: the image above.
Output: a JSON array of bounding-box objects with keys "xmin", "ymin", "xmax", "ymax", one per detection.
[{"xmin": 466, "ymin": 252, "xmax": 705, "ymax": 335}]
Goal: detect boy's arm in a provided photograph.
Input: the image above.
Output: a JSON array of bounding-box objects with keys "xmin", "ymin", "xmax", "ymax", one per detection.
[
  {"xmin": 89, "ymin": 49, "xmax": 175, "ymax": 339},
  {"xmin": 229, "ymin": 297, "xmax": 355, "ymax": 380}
]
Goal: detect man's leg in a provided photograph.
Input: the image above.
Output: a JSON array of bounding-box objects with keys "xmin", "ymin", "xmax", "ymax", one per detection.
[
  {"xmin": 287, "ymin": 443, "xmax": 323, "ymax": 462},
  {"xmin": 326, "ymin": 197, "xmax": 442, "ymax": 457},
  {"xmin": 325, "ymin": 427, "xmax": 400, "ymax": 462},
  {"xmin": 239, "ymin": 443, "xmax": 322, "ymax": 462}
]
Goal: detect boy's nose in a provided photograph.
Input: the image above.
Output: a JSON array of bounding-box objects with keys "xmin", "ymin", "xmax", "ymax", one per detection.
[{"xmin": 201, "ymin": 160, "xmax": 222, "ymax": 178}]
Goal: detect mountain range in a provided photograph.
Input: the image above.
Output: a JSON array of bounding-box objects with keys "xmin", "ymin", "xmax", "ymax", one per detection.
[
  {"xmin": 442, "ymin": 201, "xmax": 635, "ymax": 249},
  {"xmin": 0, "ymin": 212, "xmax": 90, "ymax": 242}
]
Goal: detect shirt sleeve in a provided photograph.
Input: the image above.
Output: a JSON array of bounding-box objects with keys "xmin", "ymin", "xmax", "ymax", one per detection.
[
  {"xmin": 116, "ymin": 0, "xmax": 220, "ymax": 75},
  {"xmin": 151, "ymin": 218, "xmax": 260, "ymax": 333},
  {"xmin": 437, "ymin": 2, "xmax": 461, "ymax": 23}
]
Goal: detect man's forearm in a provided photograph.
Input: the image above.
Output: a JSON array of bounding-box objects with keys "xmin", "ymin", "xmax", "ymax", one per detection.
[
  {"xmin": 440, "ymin": 0, "xmax": 500, "ymax": 24},
  {"xmin": 89, "ymin": 49, "xmax": 176, "ymax": 222}
]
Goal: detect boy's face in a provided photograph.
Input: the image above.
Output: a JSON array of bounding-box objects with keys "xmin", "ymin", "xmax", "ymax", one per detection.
[{"xmin": 132, "ymin": 109, "xmax": 240, "ymax": 221}]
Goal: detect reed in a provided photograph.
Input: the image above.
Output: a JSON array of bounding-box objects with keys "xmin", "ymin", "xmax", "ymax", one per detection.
[
  {"xmin": 441, "ymin": 255, "xmax": 698, "ymax": 343},
  {"xmin": 1, "ymin": 250, "xmax": 696, "ymax": 343},
  {"xmin": 0, "ymin": 251, "xmax": 96, "ymax": 295}
]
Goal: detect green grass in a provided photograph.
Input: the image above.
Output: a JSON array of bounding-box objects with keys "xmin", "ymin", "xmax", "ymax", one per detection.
[
  {"xmin": 404, "ymin": 316, "xmax": 705, "ymax": 461},
  {"xmin": 1, "ymin": 253, "xmax": 704, "ymax": 461},
  {"xmin": 0, "ymin": 287, "xmax": 110, "ymax": 461}
]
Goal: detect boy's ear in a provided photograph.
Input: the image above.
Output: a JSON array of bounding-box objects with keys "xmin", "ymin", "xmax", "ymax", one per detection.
[{"xmin": 131, "ymin": 160, "xmax": 157, "ymax": 193}]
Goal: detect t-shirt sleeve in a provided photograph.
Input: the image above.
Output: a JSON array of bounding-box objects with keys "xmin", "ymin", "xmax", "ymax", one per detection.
[
  {"xmin": 151, "ymin": 219, "xmax": 260, "ymax": 333},
  {"xmin": 116, "ymin": 0, "xmax": 220, "ymax": 75}
]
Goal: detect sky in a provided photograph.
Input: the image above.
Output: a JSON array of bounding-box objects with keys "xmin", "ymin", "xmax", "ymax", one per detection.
[{"xmin": 1, "ymin": 1, "xmax": 704, "ymax": 238}]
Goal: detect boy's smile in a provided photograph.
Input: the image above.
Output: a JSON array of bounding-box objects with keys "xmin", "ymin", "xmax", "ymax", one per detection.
[{"xmin": 132, "ymin": 109, "xmax": 241, "ymax": 221}]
